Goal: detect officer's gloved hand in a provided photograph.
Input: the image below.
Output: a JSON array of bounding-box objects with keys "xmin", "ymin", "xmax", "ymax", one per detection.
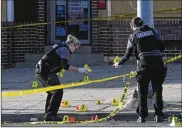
[
  {"xmin": 113, "ymin": 62, "xmax": 121, "ymax": 68},
  {"xmin": 78, "ymin": 68, "xmax": 88, "ymax": 73}
]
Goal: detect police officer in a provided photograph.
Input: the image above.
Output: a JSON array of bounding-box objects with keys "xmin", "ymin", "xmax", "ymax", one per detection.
[
  {"xmin": 35, "ymin": 35, "xmax": 88, "ymax": 121},
  {"xmin": 113, "ymin": 17, "xmax": 166, "ymax": 123}
]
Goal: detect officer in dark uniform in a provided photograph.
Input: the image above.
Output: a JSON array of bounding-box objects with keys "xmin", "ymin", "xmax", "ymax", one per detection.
[
  {"xmin": 35, "ymin": 35, "xmax": 88, "ymax": 121},
  {"xmin": 113, "ymin": 17, "xmax": 166, "ymax": 123}
]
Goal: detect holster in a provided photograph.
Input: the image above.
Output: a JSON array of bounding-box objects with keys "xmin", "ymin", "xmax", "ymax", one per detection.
[{"xmin": 35, "ymin": 59, "xmax": 49, "ymax": 75}]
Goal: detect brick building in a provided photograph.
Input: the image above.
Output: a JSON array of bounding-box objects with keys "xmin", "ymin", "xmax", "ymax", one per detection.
[
  {"xmin": 1, "ymin": 0, "xmax": 46, "ymax": 68},
  {"xmin": 1, "ymin": 0, "xmax": 182, "ymax": 68}
]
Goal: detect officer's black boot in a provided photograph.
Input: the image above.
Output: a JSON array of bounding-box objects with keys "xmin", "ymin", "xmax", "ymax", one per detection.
[
  {"xmin": 137, "ymin": 117, "xmax": 146, "ymax": 123},
  {"xmin": 44, "ymin": 116, "xmax": 62, "ymax": 121},
  {"xmin": 154, "ymin": 115, "xmax": 163, "ymax": 122}
]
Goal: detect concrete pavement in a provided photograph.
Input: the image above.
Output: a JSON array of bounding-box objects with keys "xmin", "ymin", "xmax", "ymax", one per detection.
[{"xmin": 1, "ymin": 63, "xmax": 182, "ymax": 125}]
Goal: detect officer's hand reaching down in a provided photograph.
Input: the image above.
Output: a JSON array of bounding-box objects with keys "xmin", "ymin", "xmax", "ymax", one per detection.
[
  {"xmin": 113, "ymin": 62, "xmax": 121, "ymax": 68},
  {"xmin": 78, "ymin": 68, "xmax": 88, "ymax": 73}
]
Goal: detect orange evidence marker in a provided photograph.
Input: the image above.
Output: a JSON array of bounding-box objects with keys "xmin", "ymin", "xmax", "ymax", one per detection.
[
  {"xmin": 95, "ymin": 115, "xmax": 99, "ymax": 121},
  {"xmin": 90, "ymin": 115, "xmax": 94, "ymax": 121},
  {"xmin": 69, "ymin": 116, "xmax": 76, "ymax": 123}
]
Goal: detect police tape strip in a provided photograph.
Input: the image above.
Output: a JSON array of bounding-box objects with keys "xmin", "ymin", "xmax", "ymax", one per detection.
[
  {"xmin": 2, "ymin": 54, "xmax": 182, "ymax": 98},
  {"xmin": 1, "ymin": 7, "xmax": 182, "ymax": 29},
  {"xmin": 2, "ymin": 73, "xmax": 131, "ymax": 98},
  {"xmin": 80, "ymin": 76, "xmax": 134, "ymax": 124},
  {"xmin": 2, "ymin": 55, "xmax": 182, "ymax": 125},
  {"xmin": 164, "ymin": 54, "xmax": 182, "ymax": 64},
  {"xmin": 2, "ymin": 75, "xmax": 134, "ymax": 125}
]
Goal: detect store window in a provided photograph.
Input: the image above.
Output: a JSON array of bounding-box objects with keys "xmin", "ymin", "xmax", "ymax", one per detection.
[{"xmin": 55, "ymin": 0, "xmax": 90, "ymax": 44}]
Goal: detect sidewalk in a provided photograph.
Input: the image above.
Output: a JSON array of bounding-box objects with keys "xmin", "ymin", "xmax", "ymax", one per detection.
[{"xmin": 1, "ymin": 63, "xmax": 182, "ymax": 122}]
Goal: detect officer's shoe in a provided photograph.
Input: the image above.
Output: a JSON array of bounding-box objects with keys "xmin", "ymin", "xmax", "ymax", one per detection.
[
  {"xmin": 154, "ymin": 115, "xmax": 163, "ymax": 122},
  {"xmin": 44, "ymin": 116, "xmax": 62, "ymax": 121},
  {"xmin": 137, "ymin": 117, "xmax": 146, "ymax": 123}
]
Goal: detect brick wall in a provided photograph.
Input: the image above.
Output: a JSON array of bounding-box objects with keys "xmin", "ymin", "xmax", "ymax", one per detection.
[
  {"xmin": 91, "ymin": 0, "xmax": 100, "ymax": 53},
  {"xmin": 93, "ymin": 19, "xmax": 182, "ymax": 58},
  {"xmin": 1, "ymin": 0, "xmax": 46, "ymax": 69}
]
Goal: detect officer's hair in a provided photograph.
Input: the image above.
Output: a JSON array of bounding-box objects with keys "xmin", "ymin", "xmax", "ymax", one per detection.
[
  {"xmin": 130, "ymin": 17, "xmax": 144, "ymax": 29},
  {"xmin": 66, "ymin": 35, "xmax": 80, "ymax": 45}
]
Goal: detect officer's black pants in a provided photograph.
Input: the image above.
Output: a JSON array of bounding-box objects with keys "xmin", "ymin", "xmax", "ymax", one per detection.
[
  {"xmin": 136, "ymin": 56, "xmax": 165, "ymax": 118},
  {"xmin": 35, "ymin": 73, "xmax": 63, "ymax": 118}
]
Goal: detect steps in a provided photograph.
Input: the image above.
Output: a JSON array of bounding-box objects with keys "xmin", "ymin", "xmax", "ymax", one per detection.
[
  {"xmin": 15, "ymin": 45, "xmax": 106, "ymax": 68},
  {"xmin": 69, "ymin": 53, "xmax": 105, "ymax": 66},
  {"xmin": 15, "ymin": 53, "xmax": 105, "ymax": 68}
]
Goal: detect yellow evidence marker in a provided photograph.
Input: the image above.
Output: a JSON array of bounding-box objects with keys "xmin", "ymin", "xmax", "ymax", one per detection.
[
  {"xmin": 96, "ymin": 100, "xmax": 103, "ymax": 105},
  {"xmin": 32, "ymin": 81, "xmax": 38, "ymax": 88},
  {"xmin": 113, "ymin": 56, "xmax": 120, "ymax": 64},
  {"xmin": 59, "ymin": 69, "xmax": 65, "ymax": 78},
  {"xmin": 112, "ymin": 98, "xmax": 119, "ymax": 106},
  {"xmin": 63, "ymin": 100, "xmax": 70, "ymax": 108},
  {"xmin": 84, "ymin": 64, "xmax": 92, "ymax": 72},
  {"xmin": 170, "ymin": 116, "xmax": 182, "ymax": 126},
  {"xmin": 76, "ymin": 104, "xmax": 87, "ymax": 112},
  {"xmin": 63, "ymin": 115, "xmax": 69, "ymax": 122},
  {"xmin": 84, "ymin": 76, "xmax": 89, "ymax": 82}
]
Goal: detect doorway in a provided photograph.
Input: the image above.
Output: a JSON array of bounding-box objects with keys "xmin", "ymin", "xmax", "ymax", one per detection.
[{"xmin": 47, "ymin": 0, "xmax": 90, "ymax": 44}]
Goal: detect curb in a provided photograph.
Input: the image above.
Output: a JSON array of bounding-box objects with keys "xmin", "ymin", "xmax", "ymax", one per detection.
[{"xmin": 2, "ymin": 110, "xmax": 182, "ymax": 123}]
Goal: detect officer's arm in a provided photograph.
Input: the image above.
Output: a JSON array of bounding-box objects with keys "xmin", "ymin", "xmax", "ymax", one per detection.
[
  {"xmin": 56, "ymin": 47, "xmax": 79, "ymax": 72},
  {"xmin": 154, "ymin": 29, "xmax": 165, "ymax": 52},
  {"xmin": 118, "ymin": 34, "xmax": 134, "ymax": 65},
  {"xmin": 135, "ymin": 49, "xmax": 139, "ymax": 60}
]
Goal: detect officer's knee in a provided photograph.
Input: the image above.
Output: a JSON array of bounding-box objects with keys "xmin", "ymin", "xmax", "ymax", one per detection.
[{"xmin": 59, "ymin": 89, "xmax": 63, "ymax": 94}]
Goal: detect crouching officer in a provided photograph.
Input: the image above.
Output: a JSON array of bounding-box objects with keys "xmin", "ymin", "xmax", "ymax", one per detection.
[
  {"xmin": 113, "ymin": 17, "xmax": 166, "ymax": 123},
  {"xmin": 35, "ymin": 35, "xmax": 88, "ymax": 121}
]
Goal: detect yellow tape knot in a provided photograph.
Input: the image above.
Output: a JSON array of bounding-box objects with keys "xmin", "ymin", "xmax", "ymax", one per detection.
[{"xmin": 129, "ymin": 71, "xmax": 136, "ymax": 78}]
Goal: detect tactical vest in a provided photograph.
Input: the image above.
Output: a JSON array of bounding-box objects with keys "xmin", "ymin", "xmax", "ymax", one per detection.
[
  {"xmin": 133, "ymin": 25, "xmax": 160, "ymax": 57},
  {"xmin": 39, "ymin": 44, "xmax": 71, "ymax": 74}
]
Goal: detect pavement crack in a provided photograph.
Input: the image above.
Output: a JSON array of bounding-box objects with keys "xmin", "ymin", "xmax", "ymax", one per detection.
[
  {"xmin": 99, "ymin": 105, "xmax": 111, "ymax": 111},
  {"xmin": 15, "ymin": 100, "xmax": 45, "ymax": 114}
]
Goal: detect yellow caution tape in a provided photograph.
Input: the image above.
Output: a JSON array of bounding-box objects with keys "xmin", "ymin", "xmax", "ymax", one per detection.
[
  {"xmin": 164, "ymin": 55, "xmax": 182, "ymax": 64},
  {"xmin": 2, "ymin": 55, "xmax": 181, "ymax": 98},
  {"xmin": 2, "ymin": 73, "xmax": 130, "ymax": 98},
  {"xmin": 1, "ymin": 55, "xmax": 181, "ymax": 125},
  {"xmin": 1, "ymin": 53, "xmax": 182, "ymax": 125},
  {"xmin": 2, "ymin": 8, "xmax": 182, "ymax": 29},
  {"xmin": 2, "ymin": 74, "xmax": 132, "ymax": 125}
]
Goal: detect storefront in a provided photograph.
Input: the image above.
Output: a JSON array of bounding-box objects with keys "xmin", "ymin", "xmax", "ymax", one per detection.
[{"xmin": 47, "ymin": 0, "xmax": 90, "ymax": 44}]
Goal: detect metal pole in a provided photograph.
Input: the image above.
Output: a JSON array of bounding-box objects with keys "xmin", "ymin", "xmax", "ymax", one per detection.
[
  {"xmin": 137, "ymin": 0, "xmax": 154, "ymax": 28},
  {"xmin": 137, "ymin": 0, "xmax": 154, "ymax": 95},
  {"xmin": 7, "ymin": 0, "xmax": 14, "ymax": 21},
  {"xmin": 107, "ymin": 0, "xmax": 112, "ymax": 17}
]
